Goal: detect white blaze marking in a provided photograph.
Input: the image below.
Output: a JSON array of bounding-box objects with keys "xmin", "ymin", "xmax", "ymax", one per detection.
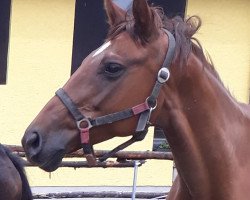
[{"xmin": 92, "ymin": 41, "xmax": 111, "ymax": 57}]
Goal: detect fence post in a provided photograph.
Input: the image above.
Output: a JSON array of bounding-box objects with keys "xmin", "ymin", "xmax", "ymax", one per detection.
[
  {"xmin": 132, "ymin": 160, "xmax": 140, "ymax": 200},
  {"xmin": 172, "ymin": 162, "xmax": 178, "ymax": 183}
]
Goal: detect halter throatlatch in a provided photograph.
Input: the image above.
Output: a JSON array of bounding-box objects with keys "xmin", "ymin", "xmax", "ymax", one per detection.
[{"xmin": 55, "ymin": 29, "xmax": 175, "ymax": 166}]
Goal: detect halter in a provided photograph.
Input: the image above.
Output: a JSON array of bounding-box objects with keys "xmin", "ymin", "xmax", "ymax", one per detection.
[{"xmin": 55, "ymin": 29, "xmax": 176, "ymax": 166}]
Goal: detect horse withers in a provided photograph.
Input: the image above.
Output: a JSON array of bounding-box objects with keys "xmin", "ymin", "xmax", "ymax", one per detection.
[
  {"xmin": 22, "ymin": 0, "xmax": 250, "ymax": 199},
  {"xmin": 0, "ymin": 144, "xmax": 32, "ymax": 200}
]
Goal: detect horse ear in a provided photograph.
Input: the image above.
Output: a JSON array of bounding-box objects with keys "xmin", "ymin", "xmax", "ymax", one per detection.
[
  {"xmin": 132, "ymin": 0, "xmax": 157, "ymax": 41},
  {"xmin": 104, "ymin": 0, "xmax": 126, "ymax": 27}
]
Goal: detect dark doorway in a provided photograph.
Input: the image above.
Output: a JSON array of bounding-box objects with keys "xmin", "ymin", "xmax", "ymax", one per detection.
[
  {"xmin": 71, "ymin": 0, "xmax": 108, "ymax": 74},
  {"xmin": 0, "ymin": 0, "xmax": 11, "ymax": 84}
]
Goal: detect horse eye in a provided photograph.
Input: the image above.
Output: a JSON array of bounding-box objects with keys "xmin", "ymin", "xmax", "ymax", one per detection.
[{"xmin": 104, "ymin": 63, "xmax": 124, "ymax": 78}]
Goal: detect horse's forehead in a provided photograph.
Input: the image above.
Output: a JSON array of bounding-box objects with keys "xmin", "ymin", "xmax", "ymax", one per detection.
[
  {"xmin": 91, "ymin": 34, "xmax": 146, "ymax": 61},
  {"xmin": 93, "ymin": 41, "xmax": 111, "ymax": 57}
]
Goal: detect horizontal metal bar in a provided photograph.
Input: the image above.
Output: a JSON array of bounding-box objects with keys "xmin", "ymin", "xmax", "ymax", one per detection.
[
  {"xmin": 23, "ymin": 160, "xmax": 145, "ymax": 168},
  {"xmin": 6, "ymin": 145, "xmax": 173, "ymax": 160},
  {"xmin": 33, "ymin": 191, "xmax": 168, "ymax": 199}
]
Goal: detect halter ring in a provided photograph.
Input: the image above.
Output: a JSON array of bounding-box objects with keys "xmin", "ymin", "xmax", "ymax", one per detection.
[
  {"xmin": 146, "ymin": 97, "xmax": 157, "ymax": 110},
  {"xmin": 77, "ymin": 118, "xmax": 93, "ymax": 130}
]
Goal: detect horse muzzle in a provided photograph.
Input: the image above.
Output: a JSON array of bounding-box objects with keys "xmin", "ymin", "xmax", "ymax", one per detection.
[{"xmin": 22, "ymin": 129, "xmax": 65, "ymax": 172}]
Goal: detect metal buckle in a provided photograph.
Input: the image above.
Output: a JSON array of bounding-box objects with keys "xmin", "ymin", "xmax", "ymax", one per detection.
[
  {"xmin": 145, "ymin": 97, "xmax": 157, "ymax": 126},
  {"xmin": 157, "ymin": 68, "xmax": 170, "ymax": 83},
  {"xmin": 146, "ymin": 97, "xmax": 157, "ymax": 110},
  {"xmin": 77, "ymin": 118, "xmax": 93, "ymax": 130}
]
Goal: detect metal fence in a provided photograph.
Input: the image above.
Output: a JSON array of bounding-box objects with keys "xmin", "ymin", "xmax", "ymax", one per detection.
[{"xmin": 7, "ymin": 145, "xmax": 174, "ymax": 199}]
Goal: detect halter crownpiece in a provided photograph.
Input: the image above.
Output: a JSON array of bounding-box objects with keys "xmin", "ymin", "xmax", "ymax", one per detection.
[{"xmin": 55, "ymin": 29, "xmax": 175, "ymax": 166}]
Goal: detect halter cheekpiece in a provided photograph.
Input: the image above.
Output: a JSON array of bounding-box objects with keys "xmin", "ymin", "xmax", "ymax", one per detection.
[{"xmin": 55, "ymin": 29, "xmax": 176, "ymax": 166}]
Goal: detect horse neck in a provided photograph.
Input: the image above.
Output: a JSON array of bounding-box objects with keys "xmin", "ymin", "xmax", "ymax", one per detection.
[{"xmin": 157, "ymin": 52, "xmax": 250, "ymax": 198}]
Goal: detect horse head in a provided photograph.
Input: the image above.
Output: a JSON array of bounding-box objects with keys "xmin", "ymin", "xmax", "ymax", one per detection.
[{"xmin": 22, "ymin": 0, "xmax": 174, "ymax": 171}]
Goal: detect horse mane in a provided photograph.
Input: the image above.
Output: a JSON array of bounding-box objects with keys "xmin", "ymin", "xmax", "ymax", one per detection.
[
  {"xmin": 0, "ymin": 144, "xmax": 33, "ymax": 200},
  {"xmin": 107, "ymin": 5, "xmax": 220, "ymax": 80}
]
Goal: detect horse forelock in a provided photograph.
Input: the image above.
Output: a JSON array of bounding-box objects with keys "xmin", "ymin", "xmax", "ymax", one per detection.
[{"xmin": 106, "ymin": 6, "xmax": 164, "ymax": 44}]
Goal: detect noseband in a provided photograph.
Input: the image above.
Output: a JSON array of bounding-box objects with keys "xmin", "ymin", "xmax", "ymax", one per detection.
[{"xmin": 55, "ymin": 29, "xmax": 175, "ymax": 166}]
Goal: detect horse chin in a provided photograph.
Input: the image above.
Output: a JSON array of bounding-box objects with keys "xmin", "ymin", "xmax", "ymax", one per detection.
[{"xmin": 39, "ymin": 150, "xmax": 65, "ymax": 172}]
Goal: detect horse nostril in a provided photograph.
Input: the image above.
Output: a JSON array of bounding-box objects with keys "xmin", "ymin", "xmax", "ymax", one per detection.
[
  {"xmin": 26, "ymin": 132, "xmax": 39, "ymax": 148},
  {"xmin": 23, "ymin": 131, "xmax": 42, "ymax": 159}
]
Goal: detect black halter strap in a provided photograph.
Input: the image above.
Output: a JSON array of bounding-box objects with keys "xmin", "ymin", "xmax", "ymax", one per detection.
[{"xmin": 56, "ymin": 29, "xmax": 176, "ymax": 166}]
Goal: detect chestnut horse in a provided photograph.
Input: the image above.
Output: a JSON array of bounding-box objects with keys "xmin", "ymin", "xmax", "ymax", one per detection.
[
  {"xmin": 22, "ymin": 0, "xmax": 250, "ymax": 199},
  {"xmin": 0, "ymin": 144, "xmax": 32, "ymax": 200}
]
